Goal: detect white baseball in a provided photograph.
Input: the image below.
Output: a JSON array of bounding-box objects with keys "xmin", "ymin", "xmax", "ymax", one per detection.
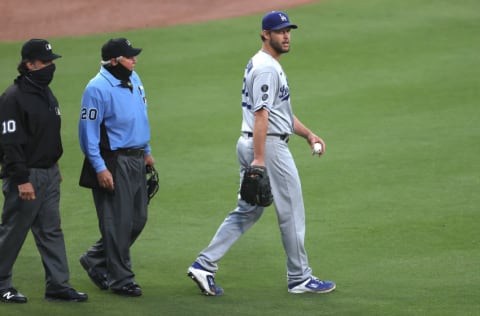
[{"xmin": 313, "ymin": 142, "xmax": 323, "ymax": 154}]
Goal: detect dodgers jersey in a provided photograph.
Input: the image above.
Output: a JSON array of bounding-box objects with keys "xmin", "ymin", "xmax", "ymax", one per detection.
[
  {"xmin": 241, "ymin": 50, "xmax": 294, "ymax": 135},
  {"xmin": 79, "ymin": 67, "xmax": 151, "ymax": 173}
]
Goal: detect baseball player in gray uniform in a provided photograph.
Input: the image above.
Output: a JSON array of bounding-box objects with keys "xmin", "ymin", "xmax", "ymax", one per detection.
[{"xmin": 187, "ymin": 11, "xmax": 336, "ymax": 295}]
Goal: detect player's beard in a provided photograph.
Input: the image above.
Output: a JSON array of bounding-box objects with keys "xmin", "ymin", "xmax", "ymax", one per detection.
[{"xmin": 270, "ymin": 38, "xmax": 290, "ymax": 55}]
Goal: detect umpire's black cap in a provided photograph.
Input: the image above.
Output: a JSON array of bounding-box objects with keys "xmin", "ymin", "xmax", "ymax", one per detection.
[
  {"xmin": 101, "ymin": 38, "xmax": 142, "ymax": 61},
  {"xmin": 21, "ymin": 39, "xmax": 61, "ymax": 61}
]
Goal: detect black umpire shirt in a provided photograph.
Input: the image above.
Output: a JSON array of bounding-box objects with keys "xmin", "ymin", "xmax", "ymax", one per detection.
[{"xmin": 0, "ymin": 75, "xmax": 63, "ymax": 185}]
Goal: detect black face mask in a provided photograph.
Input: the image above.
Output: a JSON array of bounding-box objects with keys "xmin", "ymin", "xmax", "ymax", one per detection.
[
  {"xmin": 28, "ymin": 63, "xmax": 56, "ymax": 87},
  {"xmin": 105, "ymin": 63, "xmax": 132, "ymax": 82}
]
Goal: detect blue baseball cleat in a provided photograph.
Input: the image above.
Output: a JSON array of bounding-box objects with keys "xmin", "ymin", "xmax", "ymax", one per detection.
[
  {"xmin": 288, "ymin": 276, "xmax": 336, "ymax": 294},
  {"xmin": 187, "ymin": 262, "xmax": 223, "ymax": 296}
]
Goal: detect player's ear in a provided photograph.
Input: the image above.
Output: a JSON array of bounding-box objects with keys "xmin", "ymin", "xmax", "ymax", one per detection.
[{"xmin": 262, "ymin": 30, "xmax": 272, "ymax": 40}]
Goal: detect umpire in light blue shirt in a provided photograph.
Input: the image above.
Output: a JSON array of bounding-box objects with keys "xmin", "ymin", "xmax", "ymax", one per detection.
[{"xmin": 78, "ymin": 37, "xmax": 155, "ymax": 297}]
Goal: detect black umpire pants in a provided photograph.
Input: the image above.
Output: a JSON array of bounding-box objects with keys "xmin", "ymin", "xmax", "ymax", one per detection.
[{"xmin": 82, "ymin": 153, "xmax": 147, "ymax": 290}]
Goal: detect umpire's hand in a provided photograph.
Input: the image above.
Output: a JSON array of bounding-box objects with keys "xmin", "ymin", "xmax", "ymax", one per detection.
[{"xmin": 97, "ymin": 169, "xmax": 114, "ymax": 191}]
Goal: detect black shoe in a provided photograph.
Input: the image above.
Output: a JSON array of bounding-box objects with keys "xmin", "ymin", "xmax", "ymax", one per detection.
[
  {"xmin": 45, "ymin": 288, "xmax": 88, "ymax": 302},
  {"xmin": 0, "ymin": 287, "xmax": 27, "ymax": 303},
  {"xmin": 111, "ymin": 283, "xmax": 142, "ymax": 297},
  {"xmin": 80, "ymin": 254, "xmax": 109, "ymax": 290}
]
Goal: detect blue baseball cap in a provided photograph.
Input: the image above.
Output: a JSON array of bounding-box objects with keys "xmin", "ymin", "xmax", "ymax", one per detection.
[{"xmin": 262, "ymin": 11, "xmax": 298, "ymax": 31}]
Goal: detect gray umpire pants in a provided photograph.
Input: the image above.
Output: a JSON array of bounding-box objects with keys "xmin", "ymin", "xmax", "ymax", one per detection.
[
  {"xmin": 196, "ymin": 134, "xmax": 313, "ymax": 286},
  {"xmin": 0, "ymin": 165, "xmax": 71, "ymax": 293},
  {"xmin": 81, "ymin": 153, "xmax": 147, "ymax": 290}
]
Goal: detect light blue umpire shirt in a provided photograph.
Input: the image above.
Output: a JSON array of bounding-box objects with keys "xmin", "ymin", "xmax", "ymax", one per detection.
[{"xmin": 79, "ymin": 66, "xmax": 151, "ymax": 173}]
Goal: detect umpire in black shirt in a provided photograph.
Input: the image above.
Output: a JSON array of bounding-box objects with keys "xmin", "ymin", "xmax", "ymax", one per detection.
[{"xmin": 0, "ymin": 39, "xmax": 87, "ymax": 303}]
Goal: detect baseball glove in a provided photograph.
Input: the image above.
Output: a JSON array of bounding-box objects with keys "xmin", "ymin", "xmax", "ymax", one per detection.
[
  {"xmin": 146, "ymin": 165, "xmax": 159, "ymax": 204},
  {"xmin": 240, "ymin": 165, "xmax": 273, "ymax": 207}
]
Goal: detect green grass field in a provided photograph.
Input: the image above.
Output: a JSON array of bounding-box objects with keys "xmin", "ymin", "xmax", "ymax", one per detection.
[{"xmin": 1, "ymin": 0, "xmax": 479, "ymax": 315}]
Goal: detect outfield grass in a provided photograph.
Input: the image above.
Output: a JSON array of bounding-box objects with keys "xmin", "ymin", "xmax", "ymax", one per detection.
[{"xmin": 1, "ymin": 0, "xmax": 479, "ymax": 315}]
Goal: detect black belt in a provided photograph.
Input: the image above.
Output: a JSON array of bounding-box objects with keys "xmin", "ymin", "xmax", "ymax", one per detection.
[
  {"xmin": 115, "ymin": 148, "xmax": 145, "ymax": 157},
  {"xmin": 245, "ymin": 132, "xmax": 289, "ymax": 142}
]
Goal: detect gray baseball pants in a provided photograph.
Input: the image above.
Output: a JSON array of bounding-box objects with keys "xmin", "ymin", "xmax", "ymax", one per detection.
[
  {"xmin": 0, "ymin": 165, "xmax": 71, "ymax": 292},
  {"xmin": 196, "ymin": 134, "xmax": 313, "ymax": 286},
  {"xmin": 81, "ymin": 154, "xmax": 147, "ymax": 290}
]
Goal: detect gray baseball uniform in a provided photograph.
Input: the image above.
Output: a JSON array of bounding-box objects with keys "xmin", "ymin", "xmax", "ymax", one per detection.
[{"xmin": 195, "ymin": 50, "xmax": 313, "ymax": 286}]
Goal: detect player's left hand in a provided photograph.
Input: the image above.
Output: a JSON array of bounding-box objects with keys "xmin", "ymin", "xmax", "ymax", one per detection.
[{"xmin": 307, "ymin": 134, "xmax": 326, "ymax": 156}]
